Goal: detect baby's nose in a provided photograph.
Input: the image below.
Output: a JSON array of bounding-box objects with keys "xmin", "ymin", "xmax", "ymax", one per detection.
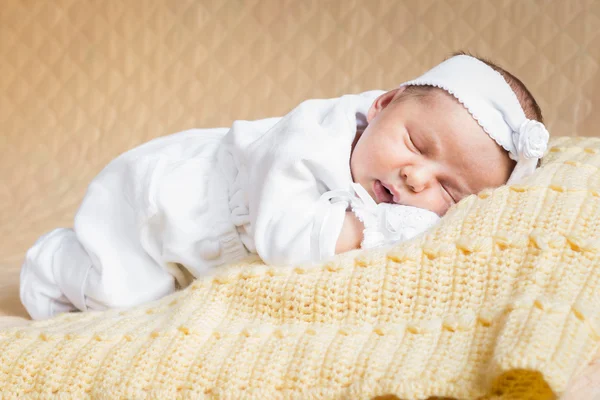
[
  {"xmin": 403, "ymin": 167, "xmax": 429, "ymax": 193},
  {"xmin": 407, "ymin": 180, "xmax": 425, "ymax": 193}
]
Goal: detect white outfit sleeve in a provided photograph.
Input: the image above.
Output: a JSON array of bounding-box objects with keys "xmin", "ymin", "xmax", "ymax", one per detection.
[{"xmin": 245, "ymin": 97, "xmax": 360, "ymax": 266}]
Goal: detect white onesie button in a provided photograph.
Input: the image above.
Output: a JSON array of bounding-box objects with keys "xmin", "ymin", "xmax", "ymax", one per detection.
[{"xmin": 198, "ymin": 239, "xmax": 222, "ymax": 260}]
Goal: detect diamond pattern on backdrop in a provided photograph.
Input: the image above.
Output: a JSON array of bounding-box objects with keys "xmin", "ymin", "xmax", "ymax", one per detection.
[{"xmin": 0, "ymin": 0, "xmax": 598, "ymax": 272}]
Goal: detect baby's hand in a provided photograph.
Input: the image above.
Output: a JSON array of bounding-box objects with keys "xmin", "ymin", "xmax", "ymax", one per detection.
[
  {"xmin": 350, "ymin": 183, "xmax": 439, "ymax": 249},
  {"xmin": 335, "ymin": 211, "xmax": 365, "ymax": 254}
]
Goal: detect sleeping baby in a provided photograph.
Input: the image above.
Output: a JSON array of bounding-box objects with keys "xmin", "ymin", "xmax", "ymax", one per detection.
[{"xmin": 20, "ymin": 53, "xmax": 550, "ymax": 319}]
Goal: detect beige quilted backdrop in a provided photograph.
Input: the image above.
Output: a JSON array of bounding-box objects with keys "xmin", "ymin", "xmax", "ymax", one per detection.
[{"xmin": 1, "ymin": 0, "xmax": 599, "ymax": 318}]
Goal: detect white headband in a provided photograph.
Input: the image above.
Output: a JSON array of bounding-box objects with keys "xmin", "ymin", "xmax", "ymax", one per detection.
[{"xmin": 400, "ymin": 55, "xmax": 549, "ymax": 184}]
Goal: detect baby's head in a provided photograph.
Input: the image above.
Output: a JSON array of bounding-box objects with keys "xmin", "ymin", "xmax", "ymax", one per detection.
[{"xmin": 351, "ymin": 53, "xmax": 549, "ymax": 216}]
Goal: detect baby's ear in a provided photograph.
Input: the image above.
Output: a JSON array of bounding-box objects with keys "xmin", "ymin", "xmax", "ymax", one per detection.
[{"xmin": 367, "ymin": 87, "xmax": 406, "ymax": 123}]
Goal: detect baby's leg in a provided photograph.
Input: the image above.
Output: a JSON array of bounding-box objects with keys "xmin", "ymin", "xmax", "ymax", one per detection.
[
  {"xmin": 20, "ymin": 129, "xmax": 234, "ymax": 320},
  {"xmin": 20, "ymin": 225, "xmax": 176, "ymax": 320},
  {"xmin": 20, "ymin": 141, "xmax": 183, "ymax": 320},
  {"xmin": 21, "ymin": 229, "xmax": 91, "ymax": 319}
]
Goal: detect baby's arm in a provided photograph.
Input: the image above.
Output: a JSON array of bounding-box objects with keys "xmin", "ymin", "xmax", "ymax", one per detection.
[{"xmin": 252, "ymin": 169, "xmax": 440, "ymax": 266}]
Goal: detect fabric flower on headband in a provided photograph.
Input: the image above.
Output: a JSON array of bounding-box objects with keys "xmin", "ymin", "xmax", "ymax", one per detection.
[{"xmin": 516, "ymin": 119, "xmax": 549, "ymax": 160}]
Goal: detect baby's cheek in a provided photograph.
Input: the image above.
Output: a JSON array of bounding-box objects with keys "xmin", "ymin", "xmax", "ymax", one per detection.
[
  {"xmin": 410, "ymin": 190, "xmax": 447, "ymax": 217},
  {"xmin": 430, "ymin": 190, "xmax": 451, "ymax": 216}
]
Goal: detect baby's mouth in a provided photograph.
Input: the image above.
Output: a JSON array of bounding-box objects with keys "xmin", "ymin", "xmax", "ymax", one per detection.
[{"xmin": 373, "ymin": 180, "xmax": 394, "ymax": 203}]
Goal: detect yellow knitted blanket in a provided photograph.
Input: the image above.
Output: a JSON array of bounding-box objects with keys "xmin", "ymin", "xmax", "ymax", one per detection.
[{"xmin": 2, "ymin": 137, "xmax": 600, "ymax": 400}]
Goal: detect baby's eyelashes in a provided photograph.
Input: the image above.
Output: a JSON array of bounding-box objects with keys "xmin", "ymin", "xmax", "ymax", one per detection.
[
  {"xmin": 439, "ymin": 183, "xmax": 456, "ymax": 205},
  {"xmin": 406, "ymin": 131, "xmax": 421, "ymax": 154},
  {"xmin": 445, "ymin": 187, "xmax": 456, "ymax": 203}
]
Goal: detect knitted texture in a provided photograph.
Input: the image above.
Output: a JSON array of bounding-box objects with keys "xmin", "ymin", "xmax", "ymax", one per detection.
[{"xmin": 1, "ymin": 137, "xmax": 600, "ymax": 400}]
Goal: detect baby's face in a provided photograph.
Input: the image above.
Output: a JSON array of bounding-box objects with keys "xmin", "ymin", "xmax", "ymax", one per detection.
[{"xmin": 350, "ymin": 86, "xmax": 515, "ymax": 216}]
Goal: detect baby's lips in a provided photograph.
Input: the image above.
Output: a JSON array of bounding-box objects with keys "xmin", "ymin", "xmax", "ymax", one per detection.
[
  {"xmin": 373, "ymin": 180, "xmax": 392, "ymax": 203},
  {"xmin": 382, "ymin": 181, "xmax": 401, "ymax": 204}
]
